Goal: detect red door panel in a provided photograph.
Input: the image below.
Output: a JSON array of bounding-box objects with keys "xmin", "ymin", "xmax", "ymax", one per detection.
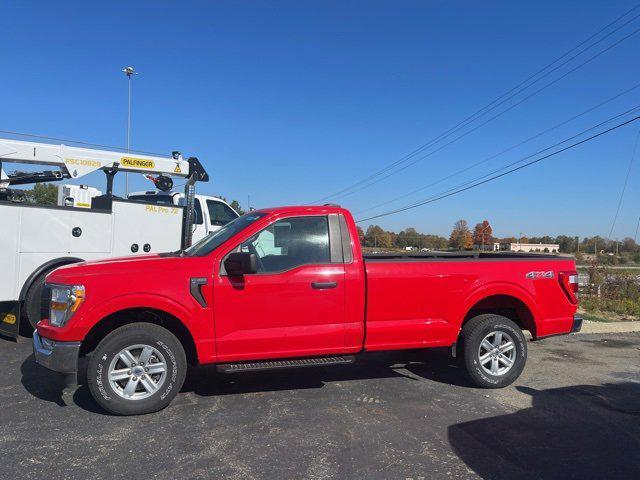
[{"xmin": 213, "ymin": 264, "xmax": 346, "ymax": 361}]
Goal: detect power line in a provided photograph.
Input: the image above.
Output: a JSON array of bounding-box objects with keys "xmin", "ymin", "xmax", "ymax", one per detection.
[
  {"xmin": 607, "ymin": 127, "xmax": 640, "ymax": 239},
  {"xmin": 357, "ymin": 114, "xmax": 640, "ymax": 223},
  {"xmin": 394, "ymin": 106, "xmax": 640, "ymax": 214},
  {"xmin": 313, "ymin": 5, "xmax": 640, "ymax": 203},
  {"xmin": 0, "ymin": 129, "xmax": 168, "ymax": 157},
  {"xmin": 321, "ymin": 23, "xmax": 640, "ymax": 203},
  {"xmin": 357, "ymin": 82, "xmax": 640, "ymax": 215}
]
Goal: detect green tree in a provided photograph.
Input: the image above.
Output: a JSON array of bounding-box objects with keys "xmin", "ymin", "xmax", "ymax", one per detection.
[
  {"xmin": 229, "ymin": 200, "xmax": 245, "ymax": 215},
  {"xmin": 365, "ymin": 225, "xmax": 392, "ymax": 248},
  {"xmin": 26, "ymin": 183, "xmax": 58, "ymax": 205}
]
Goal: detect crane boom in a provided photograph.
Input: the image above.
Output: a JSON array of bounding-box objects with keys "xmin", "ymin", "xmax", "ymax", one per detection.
[{"xmin": 0, "ymin": 138, "xmax": 195, "ymax": 185}]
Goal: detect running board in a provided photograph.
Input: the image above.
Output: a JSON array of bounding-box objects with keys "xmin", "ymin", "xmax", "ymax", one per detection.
[{"xmin": 216, "ymin": 355, "xmax": 355, "ymax": 373}]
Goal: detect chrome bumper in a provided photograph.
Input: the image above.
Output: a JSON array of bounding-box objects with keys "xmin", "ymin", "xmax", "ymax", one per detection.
[{"xmin": 33, "ymin": 331, "xmax": 81, "ymax": 374}]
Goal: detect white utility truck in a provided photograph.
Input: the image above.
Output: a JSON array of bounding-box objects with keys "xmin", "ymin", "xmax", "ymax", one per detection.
[
  {"xmin": 0, "ymin": 138, "xmax": 217, "ymax": 337},
  {"xmin": 126, "ymin": 190, "xmax": 239, "ymax": 243}
]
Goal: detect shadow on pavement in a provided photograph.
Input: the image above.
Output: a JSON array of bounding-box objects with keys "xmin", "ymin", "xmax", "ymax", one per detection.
[
  {"xmin": 20, "ymin": 345, "xmax": 473, "ymax": 412},
  {"xmin": 181, "ymin": 348, "xmax": 470, "ymax": 397},
  {"xmin": 20, "ymin": 353, "xmax": 67, "ymax": 407},
  {"xmin": 448, "ymin": 382, "xmax": 640, "ymax": 480}
]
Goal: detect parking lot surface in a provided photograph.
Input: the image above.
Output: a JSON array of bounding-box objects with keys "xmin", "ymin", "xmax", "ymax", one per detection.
[{"xmin": 0, "ymin": 332, "xmax": 638, "ymax": 480}]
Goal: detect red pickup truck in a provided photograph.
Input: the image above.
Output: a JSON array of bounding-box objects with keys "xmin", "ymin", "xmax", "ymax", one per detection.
[{"xmin": 34, "ymin": 205, "xmax": 581, "ymax": 415}]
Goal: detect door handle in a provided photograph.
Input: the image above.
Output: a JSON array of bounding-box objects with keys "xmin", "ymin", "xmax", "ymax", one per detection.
[{"xmin": 311, "ymin": 281, "xmax": 337, "ymax": 289}]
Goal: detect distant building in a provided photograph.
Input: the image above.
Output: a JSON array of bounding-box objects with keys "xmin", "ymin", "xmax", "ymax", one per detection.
[{"xmin": 493, "ymin": 242, "xmax": 560, "ymax": 253}]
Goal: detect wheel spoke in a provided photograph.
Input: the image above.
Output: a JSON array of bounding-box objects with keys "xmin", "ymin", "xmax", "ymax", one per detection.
[
  {"xmin": 119, "ymin": 350, "xmax": 137, "ymax": 367},
  {"xmin": 138, "ymin": 346, "xmax": 154, "ymax": 365},
  {"xmin": 479, "ymin": 352, "xmax": 493, "ymax": 365},
  {"xmin": 491, "ymin": 357, "xmax": 500, "ymax": 373},
  {"xmin": 498, "ymin": 354, "xmax": 513, "ymax": 367},
  {"xmin": 139, "ymin": 375, "xmax": 159, "ymax": 394},
  {"xmin": 109, "ymin": 368, "xmax": 130, "ymax": 381},
  {"xmin": 481, "ymin": 339, "xmax": 493, "ymax": 352},
  {"xmin": 123, "ymin": 377, "xmax": 139, "ymax": 397},
  {"xmin": 492, "ymin": 332, "xmax": 503, "ymax": 348},
  {"xmin": 499, "ymin": 341, "xmax": 515, "ymax": 354},
  {"xmin": 146, "ymin": 363, "xmax": 166, "ymax": 375}
]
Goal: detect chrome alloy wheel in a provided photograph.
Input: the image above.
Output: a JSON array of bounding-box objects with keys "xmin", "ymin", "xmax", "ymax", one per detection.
[
  {"xmin": 107, "ymin": 344, "xmax": 167, "ymax": 400},
  {"xmin": 477, "ymin": 331, "xmax": 516, "ymax": 376}
]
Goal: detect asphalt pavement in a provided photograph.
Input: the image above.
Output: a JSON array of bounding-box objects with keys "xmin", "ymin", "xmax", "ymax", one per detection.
[{"xmin": 0, "ymin": 332, "xmax": 638, "ymax": 480}]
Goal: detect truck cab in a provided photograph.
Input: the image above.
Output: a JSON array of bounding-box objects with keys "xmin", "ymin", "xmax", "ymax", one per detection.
[{"xmin": 127, "ymin": 191, "xmax": 240, "ymax": 243}]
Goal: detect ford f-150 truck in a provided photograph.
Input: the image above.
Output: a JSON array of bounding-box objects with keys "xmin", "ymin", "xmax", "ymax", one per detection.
[{"xmin": 33, "ymin": 205, "xmax": 581, "ymax": 415}]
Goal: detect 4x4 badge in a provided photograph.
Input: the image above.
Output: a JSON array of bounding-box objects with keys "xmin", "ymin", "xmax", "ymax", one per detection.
[{"xmin": 526, "ymin": 271, "xmax": 554, "ymax": 279}]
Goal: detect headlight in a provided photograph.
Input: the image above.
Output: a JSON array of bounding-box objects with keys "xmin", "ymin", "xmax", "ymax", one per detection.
[{"xmin": 49, "ymin": 285, "xmax": 85, "ymax": 327}]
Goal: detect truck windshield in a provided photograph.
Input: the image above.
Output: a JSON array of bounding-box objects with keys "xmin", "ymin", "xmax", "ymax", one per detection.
[{"xmin": 184, "ymin": 212, "xmax": 266, "ymax": 256}]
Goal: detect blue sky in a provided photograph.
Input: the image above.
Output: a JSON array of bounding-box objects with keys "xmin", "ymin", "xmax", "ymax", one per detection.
[{"xmin": 3, "ymin": 1, "xmax": 640, "ymax": 239}]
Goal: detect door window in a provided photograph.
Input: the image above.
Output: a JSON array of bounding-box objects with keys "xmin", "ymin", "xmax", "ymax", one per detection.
[
  {"xmin": 206, "ymin": 200, "xmax": 238, "ymax": 227},
  {"xmin": 240, "ymin": 216, "xmax": 330, "ymax": 273},
  {"xmin": 193, "ymin": 199, "xmax": 203, "ymax": 225}
]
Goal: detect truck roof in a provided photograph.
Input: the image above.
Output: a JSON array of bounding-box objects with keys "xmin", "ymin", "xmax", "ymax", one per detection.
[{"xmin": 253, "ymin": 205, "xmax": 348, "ymax": 216}]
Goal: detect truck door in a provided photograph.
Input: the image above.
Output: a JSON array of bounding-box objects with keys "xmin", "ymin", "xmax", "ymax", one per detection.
[{"xmin": 213, "ymin": 215, "xmax": 346, "ymax": 361}]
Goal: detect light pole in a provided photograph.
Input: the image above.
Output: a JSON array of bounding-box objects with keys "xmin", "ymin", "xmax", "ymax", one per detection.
[{"xmin": 122, "ymin": 66, "xmax": 137, "ymax": 195}]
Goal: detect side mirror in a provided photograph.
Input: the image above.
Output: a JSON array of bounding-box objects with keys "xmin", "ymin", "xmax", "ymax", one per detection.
[{"xmin": 224, "ymin": 252, "xmax": 258, "ymax": 276}]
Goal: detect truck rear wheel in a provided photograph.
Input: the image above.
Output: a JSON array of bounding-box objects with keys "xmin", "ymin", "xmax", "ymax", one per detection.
[
  {"xmin": 86, "ymin": 323, "xmax": 187, "ymax": 415},
  {"xmin": 460, "ymin": 314, "xmax": 527, "ymax": 388}
]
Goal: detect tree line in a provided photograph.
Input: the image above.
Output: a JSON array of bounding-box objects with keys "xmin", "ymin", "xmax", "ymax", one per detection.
[{"xmin": 359, "ymin": 219, "xmax": 640, "ymax": 256}]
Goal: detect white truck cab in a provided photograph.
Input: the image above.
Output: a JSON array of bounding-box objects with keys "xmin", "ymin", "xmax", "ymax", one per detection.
[{"xmin": 127, "ymin": 191, "xmax": 239, "ymax": 243}]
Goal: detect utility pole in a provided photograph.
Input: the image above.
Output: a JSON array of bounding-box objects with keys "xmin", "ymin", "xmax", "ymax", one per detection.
[
  {"xmin": 635, "ymin": 216, "xmax": 640, "ymax": 243},
  {"xmin": 122, "ymin": 66, "xmax": 137, "ymax": 195}
]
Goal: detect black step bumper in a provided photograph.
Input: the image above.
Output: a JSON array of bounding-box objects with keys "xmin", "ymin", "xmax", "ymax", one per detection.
[{"xmin": 571, "ymin": 315, "xmax": 583, "ymax": 333}]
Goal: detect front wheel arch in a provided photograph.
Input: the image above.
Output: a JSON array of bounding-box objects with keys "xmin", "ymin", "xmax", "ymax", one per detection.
[{"xmin": 80, "ymin": 307, "xmax": 198, "ymax": 366}]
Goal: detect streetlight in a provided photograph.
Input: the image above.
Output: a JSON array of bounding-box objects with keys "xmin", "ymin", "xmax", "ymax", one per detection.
[{"xmin": 122, "ymin": 66, "xmax": 137, "ymax": 195}]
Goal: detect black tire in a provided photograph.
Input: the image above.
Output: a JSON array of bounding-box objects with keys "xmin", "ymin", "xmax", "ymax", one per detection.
[
  {"xmin": 460, "ymin": 314, "xmax": 527, "ymax": 388},
  {"xmin": 23, "ymin": 273, "xmax": 49, "ymax": 330},
  {"xmin": 86, "ymin": 323, "xmax": 187, "ymax": 415}
]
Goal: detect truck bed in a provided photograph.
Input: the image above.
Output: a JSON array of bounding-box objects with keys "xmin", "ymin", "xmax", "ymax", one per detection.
[{"xmin": 362, "ymin": 252, "xmax": 577, "ymax": 351}]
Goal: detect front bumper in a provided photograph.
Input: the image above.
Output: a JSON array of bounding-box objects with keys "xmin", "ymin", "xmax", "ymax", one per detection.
[
  {"xmin": 33, "ymin": 331, "xmax": 81, "ymax": 374},
  {"xmin": 571, "ymin": 315, "xmax": 583, "ymax": 333}
]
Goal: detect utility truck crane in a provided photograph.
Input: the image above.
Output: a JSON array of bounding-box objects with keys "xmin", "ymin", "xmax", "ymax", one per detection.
[{"xmin": 0, "ymin": 137, "xmax": 217, "ymax": 336}]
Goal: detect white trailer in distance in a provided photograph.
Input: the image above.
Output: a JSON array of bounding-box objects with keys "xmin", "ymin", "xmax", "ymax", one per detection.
[{"xmin": 0, "ymin": 138, "xmax": 228, "ymax": 337}]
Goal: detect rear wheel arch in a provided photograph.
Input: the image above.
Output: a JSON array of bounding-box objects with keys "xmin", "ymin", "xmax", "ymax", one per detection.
[
  {"xmin": 461, "ymin": 293, "xmax": 537, "ymax": 338},
  {"xmin": 80, "ymin": 307, "xmax": 199, "ymax": 366}
]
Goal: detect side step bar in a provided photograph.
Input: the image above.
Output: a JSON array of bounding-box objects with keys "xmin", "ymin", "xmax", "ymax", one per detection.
[{"xmin": 216, "ymin": 355, "xmax": 356, "ymax": 373}]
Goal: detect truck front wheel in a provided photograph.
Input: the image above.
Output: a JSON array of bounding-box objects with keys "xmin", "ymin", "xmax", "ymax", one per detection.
[
  {"xmin": 459, "ymin": 314, "xmax": 527, "ymax": 388},
  {"xmin": 86, "ymin": 323, "xmax": 187, "ymax": 415}
]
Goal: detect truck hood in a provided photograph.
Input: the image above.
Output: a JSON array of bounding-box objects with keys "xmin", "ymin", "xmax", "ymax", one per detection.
[{"xmin": 47, "ymin": 253, "xmax": 190, "ymax": 281}]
